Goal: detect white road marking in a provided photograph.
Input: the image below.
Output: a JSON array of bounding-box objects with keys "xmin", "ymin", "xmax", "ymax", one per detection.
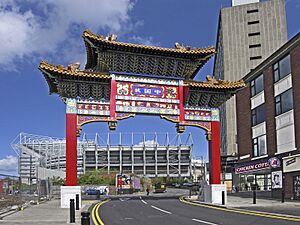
[
  {"xmin": 139, "ymin": 196, "xmax": 148, "ymax": 204},
  {"xmin": 192, "ymin": 218, "xmax": 218, "ymax": 225},
  {"xmin": 151, "ymin": 205, "xmax": 172, "ymax": 214}
]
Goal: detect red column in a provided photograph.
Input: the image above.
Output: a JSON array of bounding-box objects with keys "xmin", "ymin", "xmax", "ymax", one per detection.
[
  {"xmin": 209, "ymin": 121, "xmax": 221, "ymax": 184},
  {"xmin": 110, "ymin": 79, "xmax": 117, "ymax": 119},
  {"xmin": 66, "ymin": 113, "xmax": 77, "ymax": 186},
  {"xmin": 178, "ymin": 85, "xmax": 185, "ymax": 122}
]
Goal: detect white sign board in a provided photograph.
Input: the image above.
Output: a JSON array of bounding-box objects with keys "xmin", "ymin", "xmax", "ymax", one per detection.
[
  {"xmin": 271, "ymin": 171, "xmax": 282, "ymax": 189},
  {"xmin": 283, "ymin": 155, "xmax": 300, "ymax": 173}
]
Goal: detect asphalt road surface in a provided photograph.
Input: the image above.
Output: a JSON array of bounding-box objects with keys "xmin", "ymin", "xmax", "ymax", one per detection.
[{"xmin": 92, "ymin": 197, "xmax": 300, "ymax": 225}]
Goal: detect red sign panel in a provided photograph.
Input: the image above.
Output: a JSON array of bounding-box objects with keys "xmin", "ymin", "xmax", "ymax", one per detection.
[{"xmin": 115, "ymin": 81, "xmax": 180, "ymax": 115}]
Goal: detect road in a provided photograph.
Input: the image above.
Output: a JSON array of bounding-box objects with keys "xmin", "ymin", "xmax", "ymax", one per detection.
[{"xmin": 91, "ymin": 196, "xmax": 300, "ymax": 225}]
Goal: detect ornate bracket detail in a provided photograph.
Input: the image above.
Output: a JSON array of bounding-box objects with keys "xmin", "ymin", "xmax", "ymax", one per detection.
[{"xmin": 206, "ymin": 131, "xmax": 212, "ymax": 141}]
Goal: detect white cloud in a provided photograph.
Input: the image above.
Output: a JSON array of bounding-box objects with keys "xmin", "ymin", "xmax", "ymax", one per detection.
[
  {"xmin": 135, "ymin": 139, "xmax": 159, "ymax": 147},
  {"xmin": 0, "ymin": 0, "xmax": 136, "ymax": 70},
  {"xmin": 0, "ymin": 155, "xmax": 18, "ymax": 174},
  {"xmin": 129, "ymin": 36, "xmax": 160, "ymax": 46}
]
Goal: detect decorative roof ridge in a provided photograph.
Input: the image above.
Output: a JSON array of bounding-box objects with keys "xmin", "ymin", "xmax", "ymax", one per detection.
[
  {"xmin": 39, "ymin": 61, "xmax": 111, "ymax": 79},
  {"xmin": 184, "ymin": 75, "xmax": 246, "ymax": 89},
  {"xmin": 83, "ymin": 30, "xmax": 216, "ymax": 55}
]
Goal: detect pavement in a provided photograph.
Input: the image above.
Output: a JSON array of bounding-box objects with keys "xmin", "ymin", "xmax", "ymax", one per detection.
[
  {"xmin": 225, "ymin": 195, "xmax": 300, "ymax": 217},
  {"xmin": 188, "ymin": 195, "xmax": 300, "ymax": 217},
  {"xmin": 0, "ymin": 199, "xmax": 95, "ymax": 225}
]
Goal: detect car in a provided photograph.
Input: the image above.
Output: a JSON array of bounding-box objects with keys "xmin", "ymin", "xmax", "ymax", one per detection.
[
  {"xmin": 182, "ymin": 183, "xmax": 193, "ymax": 188},
  {"xmin": 174, "ymin": 183, "xmax": 181, "ymax": 188},
  {"xmin": 85, "ymin": 188, "xmax": 100, "ymax": 195},
  {"xmin": 154, "ymin": 183, "xmax": 166, "ymax": 193}
]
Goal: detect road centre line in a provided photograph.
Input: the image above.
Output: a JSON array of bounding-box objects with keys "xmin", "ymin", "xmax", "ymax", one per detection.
[
  {"xmin": 151, "ymin": 205, "xmax": 172, "ymax": 214},
  {"xmin": 140, "ymin": 196, "xmax": 148, "ymax": 204},
  {"xmin": 192, "ymin": 218, "xmax": 218, "ymax": 225}
]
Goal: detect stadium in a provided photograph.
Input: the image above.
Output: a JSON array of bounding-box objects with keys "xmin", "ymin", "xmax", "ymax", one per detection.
[{"xmin": 11, "ymin": 132, "xmax": 193, "ymax": 184}]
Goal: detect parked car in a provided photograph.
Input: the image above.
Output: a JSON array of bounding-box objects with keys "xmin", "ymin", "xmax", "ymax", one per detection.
[
  {"xmin": 85, "ymin": 188, "xmax": 100, "ymax": 195},
  {"xmin": 174, "ymin": 183, "xmax": 181, "ymax": 188},
  {"xmin": 182, "ymin": 183, "xmax": 193, "ymax": 188}
]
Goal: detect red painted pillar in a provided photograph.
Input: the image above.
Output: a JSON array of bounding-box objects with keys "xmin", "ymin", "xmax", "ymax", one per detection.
[
  {"xmin": 110, "ymin": 78, "xmax": 117, "ymax": 120},
  {"xmin": 66, "ymin": 113, "xmax": 77, "ymax": 186},
  {"xmin": 209, "ymin": 121, "xmax": 221, "ymax": 184},
  {"xmin": 178, "ymin": 84, "xmax": 185, "ymax": 122}
]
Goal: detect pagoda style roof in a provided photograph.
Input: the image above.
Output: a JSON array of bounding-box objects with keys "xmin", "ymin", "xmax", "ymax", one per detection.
[
  {"xmin": 39, "ymin": 61, "xmax": 111, "ymax": 99},
  {"xmin": 184, "ymin": 76, "xmax": 246, "ymax": 107},
  {"xmin": 83, "ymin": 30, "xmax": 216, "ymax": 79},
  {"xmin": 184, "ymin": 76, "xmax": 245, "ymax": 90}
]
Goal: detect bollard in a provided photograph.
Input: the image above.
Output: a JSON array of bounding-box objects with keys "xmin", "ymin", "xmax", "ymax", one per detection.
[
  {"xmin": 222, "ymin": 191, "xmax": 225, "ymax": 205},
  {"xmin": 70, "ymin": 199, "xmax": 75, "ymax": 223},
  {"xmin": 76, "ymin": 194, "xmax": 80, "ymax": 210},
  {"xmin": 281, "ymin": 189, "xmax": 285, "ymax": 203},
  {"xmin": 81, "ymin": 211, "xmax": 90, "ymax": 225},
  {"xmin": 253, "ymin": 190, "xmax": 256, "ymax": 204}
]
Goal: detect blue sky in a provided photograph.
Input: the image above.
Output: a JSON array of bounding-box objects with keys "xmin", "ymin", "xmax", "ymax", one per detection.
[{"xmin": 0, "ymin": 0, "xmax": 299, "ymax": 175}]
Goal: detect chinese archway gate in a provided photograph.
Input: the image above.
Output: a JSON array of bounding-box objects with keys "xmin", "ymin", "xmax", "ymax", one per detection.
[{"xmin": 39, "ymin": 30, "xmax": 245, "ymax": 187}]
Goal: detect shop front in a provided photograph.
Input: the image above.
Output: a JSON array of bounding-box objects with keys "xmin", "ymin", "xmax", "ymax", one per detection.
[
  {"xmin": 233, "ymin": 156, "xmax": 281, "ymax": 195},
  {"xmin": 283, "ymin": 154, "xmax": 300, "ymax": 200}
]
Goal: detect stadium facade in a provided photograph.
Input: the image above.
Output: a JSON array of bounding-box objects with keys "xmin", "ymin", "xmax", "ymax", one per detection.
[{"xmin": 11, "ymin": 133, "xmax": 193, "ymax": 184}]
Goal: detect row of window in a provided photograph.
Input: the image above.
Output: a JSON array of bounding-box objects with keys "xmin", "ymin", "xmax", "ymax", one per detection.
[
  {"xmin": 250, "ymin": 54, "xmax": 291, "ymax": 98},
  {"xmin": 251, "ymin": 88, "xmax": 293, "ymax": 127},
  {"xmin": 250, "ymin": 55, "xmax": 293, "ymax": 157}
]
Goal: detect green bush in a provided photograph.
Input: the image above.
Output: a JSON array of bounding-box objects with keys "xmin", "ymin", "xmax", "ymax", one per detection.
[{"xmin": 77, "ymin": 170, "xmax": 116, "ymax": 185}]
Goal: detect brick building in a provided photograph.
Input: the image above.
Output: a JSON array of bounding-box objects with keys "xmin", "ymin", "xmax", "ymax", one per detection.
[{"xmin": 235, "ymin": 32, "xmax": 300, "ymax": 200}]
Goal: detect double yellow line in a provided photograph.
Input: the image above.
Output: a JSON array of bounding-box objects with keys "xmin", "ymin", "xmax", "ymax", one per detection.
[
  {"xmin": 179, "ymin": 196, "xmax": 300, "ymax": 222},
  {"xmin": 91, "ymin": 199, "xmax": 111, "ymax": 225}
]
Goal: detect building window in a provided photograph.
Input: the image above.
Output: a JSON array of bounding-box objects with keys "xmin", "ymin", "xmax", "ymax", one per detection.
[
  {"xmin": 249, "ymin": 44, "xmax": 261, "ymax": 48},
  {"xmin": 248, "ymin": 32, "xmax": 260, "ymax": 37},
  {"xmin": 253, "ymin": 135, "xmax": 267, "ymax": 157},
  {"xmin": 251, "ymin": 74, "xmax": 264, "ymax": 96},
  {"xmin": 252, "ymin": 104, "xmax": 265, "ymax": 126},
  {"xmin": 275, "ymin": 88, "xmax": 293, "ymax": 116},
  {"xmin": 248, "ymin": 21, "xmax": 259, "ymax": 25},
  {"xmin": 247, "ymin": 9, "xmax": 259, "ymax": 14},
  {"xmin": 250, "ymin": 56, "xmax": 262, "ymax": 60},
  {"xmin": 273, "ymin": 55, "xmax": 291, "ymax": 82}
]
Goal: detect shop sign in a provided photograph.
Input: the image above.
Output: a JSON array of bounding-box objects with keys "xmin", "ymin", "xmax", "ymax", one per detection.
[
  {"xmin": 235, "ymin": 157, "xmax": 281, "ymax": 174},
  {"xmin": 286, "ymin": 158, "xmax": 296, "ymax": 167},
  {"xmin": 283, "ymin": 155, "xmax": 300, "ymax": 173},
  {"xmin": 235, "ymin": 162, "xmax": 270, "ymax": 174},
  {"xmin": 268, "ymin": 157, "xmax": 281, "ymax": 169}
]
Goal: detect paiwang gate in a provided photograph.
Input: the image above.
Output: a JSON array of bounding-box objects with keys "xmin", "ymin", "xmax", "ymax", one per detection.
[{"xmin": 39, "ymin": 30, "xmax": 245, "ymax": 204}]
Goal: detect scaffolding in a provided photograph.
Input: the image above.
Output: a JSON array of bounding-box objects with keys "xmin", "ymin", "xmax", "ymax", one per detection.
[{"xmin": 11, "ymin": 132, "xmax": 193, "ymax": 183}]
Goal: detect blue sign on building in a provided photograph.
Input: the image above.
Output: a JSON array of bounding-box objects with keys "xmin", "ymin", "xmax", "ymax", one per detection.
[{"xmin": 133, "ymin": 86, "xmax": 162, "ymax": 96}]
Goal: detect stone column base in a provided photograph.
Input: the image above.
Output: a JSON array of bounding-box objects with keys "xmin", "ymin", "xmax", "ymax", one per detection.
[
  {"xmin": 203, "ymin": 184, "xmax": 227, "ymax": 204},
  {"xmin": 60, "ymin": 186, "xmax": 81, "ymax": 208}
]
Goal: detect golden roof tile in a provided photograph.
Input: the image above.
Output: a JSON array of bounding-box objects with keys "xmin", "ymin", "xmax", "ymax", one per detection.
[
  {"xmin": 39, "ymin": 61, "xmax": 111, "ymax": 79},
  {"xmin": 184, "ymin": 76, "xmax": 246, "ymax": 89},
  {"xmin": 83, "ymin": 30, "xmax": 216, "ymax": 56}
]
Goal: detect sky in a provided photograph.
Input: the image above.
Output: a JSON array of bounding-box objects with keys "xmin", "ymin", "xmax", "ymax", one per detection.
[{"xmin": 0, "ymin": 0, "xmax": 299, "ymax": 175}]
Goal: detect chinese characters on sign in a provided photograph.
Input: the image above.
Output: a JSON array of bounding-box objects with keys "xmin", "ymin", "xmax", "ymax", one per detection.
[{"xmin": 115, "ymin": 82, "xmax": 179, "ymax": 115}]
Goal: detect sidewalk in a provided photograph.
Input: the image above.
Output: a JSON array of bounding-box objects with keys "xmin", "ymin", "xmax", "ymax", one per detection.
[
  {"xmin": 189, "ymin": 195, "xmax": 300, "ymax": 218},
  {"xmin": 226, "ymin": 195, "xmax": 300, "ymax": 217},
  {"xmin": 0, "ymin": 199, "xmax": 95, "ymax": 225}
]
